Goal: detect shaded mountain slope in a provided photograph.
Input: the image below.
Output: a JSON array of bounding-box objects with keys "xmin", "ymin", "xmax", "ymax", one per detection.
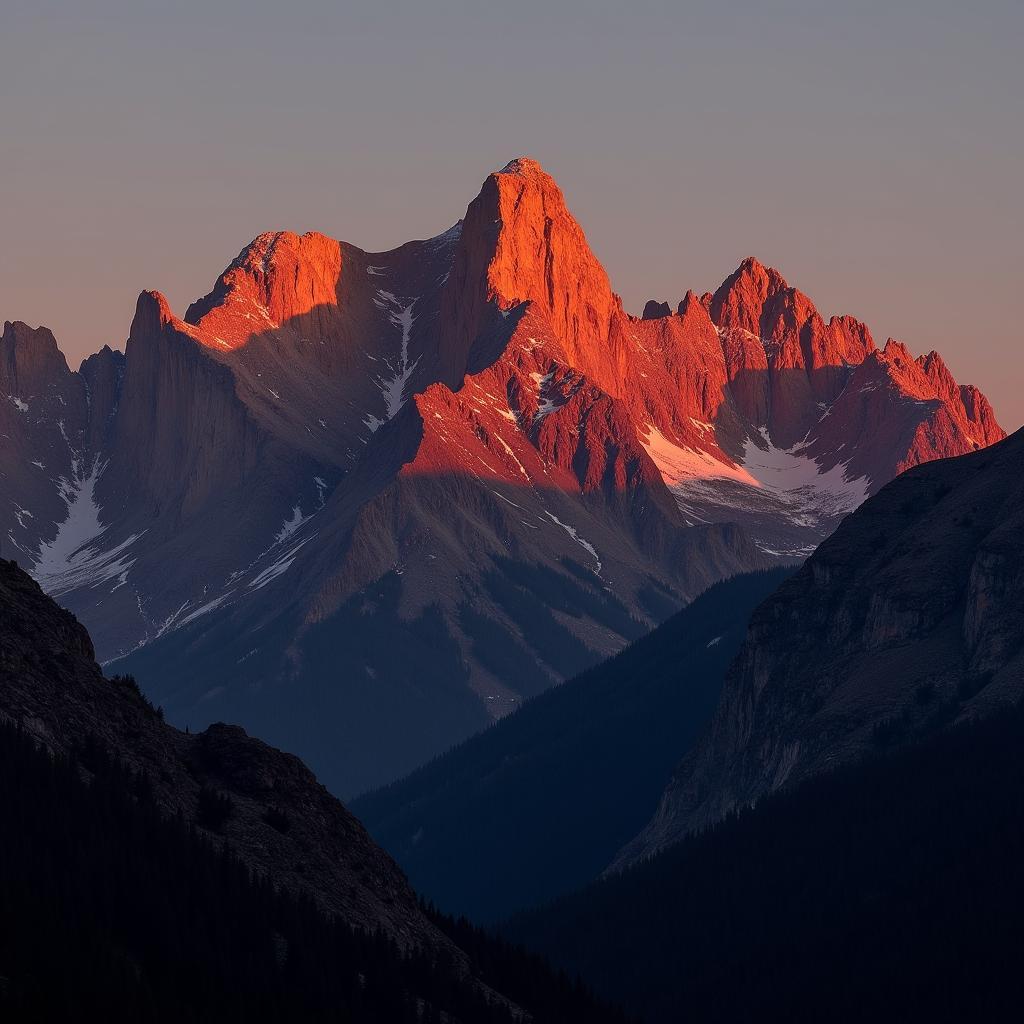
[
  {"xmin": 353, "ymin": 568, "xmax": 794, "ymax": 922},
  {"xmin": 618, "ymin": 426, "xmax": 1024, "ymax": 867}
]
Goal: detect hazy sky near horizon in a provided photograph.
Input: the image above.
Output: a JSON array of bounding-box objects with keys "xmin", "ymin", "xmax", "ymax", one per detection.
[{"xmin": 2, "ymin": 0, "xmax": 1022, "ymax": 427}]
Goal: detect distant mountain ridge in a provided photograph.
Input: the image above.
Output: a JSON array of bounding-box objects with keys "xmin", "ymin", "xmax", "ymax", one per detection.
[{"xmin": 0, "ymin": 157, "xmax": 1004, "ymax": 793}]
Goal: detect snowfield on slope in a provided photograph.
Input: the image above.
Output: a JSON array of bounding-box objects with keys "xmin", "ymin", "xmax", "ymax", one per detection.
[
  {"xmin": 32, "ymin": 458, "xmax": 142, "ymax": 597},
  {"xmin": 641, "ymin": 425, "xmax": 870, "ymax": 557}
]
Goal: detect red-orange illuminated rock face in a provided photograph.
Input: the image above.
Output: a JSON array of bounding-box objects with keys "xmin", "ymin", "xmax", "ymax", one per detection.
[
  {"xmin": 440, "ymin": 159, "xmax": 620, "ymax": 386},
  {"xmin": 186, "ymin": 231, "xmax": 345, "ymax": 345},
  {"xmin": 0, "ymin": 158, "xmax": 1004, "ymax": 795}
]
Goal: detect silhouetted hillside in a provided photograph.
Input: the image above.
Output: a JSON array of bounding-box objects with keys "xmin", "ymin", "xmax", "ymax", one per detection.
[
  {"xmin": 0, "ymin": 556, "xmax": 625, "ymax": 1022},
  {"xmin": 0, "ymin": 717, "xmax": 630, "ymax": 1023},
  {"xmin": 506, "ymin": 703, "xmax": 1024, "ymax": 1023}
]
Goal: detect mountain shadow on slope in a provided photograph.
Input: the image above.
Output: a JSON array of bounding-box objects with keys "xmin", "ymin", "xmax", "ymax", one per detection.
[
  {"xmin": 472, "ymin": 555, "xmax": 648, "ymax": 692},
  {"xmin": 352, "ymin": 568, "xmax": 794, "ymax": 923},
  {"xmin": 120, "ymin": 570, "xmax": 491, "ymax": 799},
  {"xmin": 504, "ymin": 701, "xmax": 1024, "ymax": 1024}
]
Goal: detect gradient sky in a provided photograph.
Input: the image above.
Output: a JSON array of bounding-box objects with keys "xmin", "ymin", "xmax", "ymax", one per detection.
[{"xmin": 2, "ymin": 0, "xmax": 1022, "ymax": 427}]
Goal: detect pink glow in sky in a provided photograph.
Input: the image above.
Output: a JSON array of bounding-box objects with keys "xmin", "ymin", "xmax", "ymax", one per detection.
[{"xmin": 2, "ymin": 0, "xmax": 1021, "ymax": 427}]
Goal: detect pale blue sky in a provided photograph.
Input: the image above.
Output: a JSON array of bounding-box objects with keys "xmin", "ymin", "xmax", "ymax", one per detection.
[{"xmin": 2, "ymin": 0, "xmax": 1021, "ymax": 426}]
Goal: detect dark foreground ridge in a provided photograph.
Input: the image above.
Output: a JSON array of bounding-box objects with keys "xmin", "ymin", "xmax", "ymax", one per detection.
[
  {"xmin": 507, "ymin": 702, "xmax": 1024, "ymax": 1023},
  {"xmin": 0, "ymin": 718, "xmax": 628, "ymax": 1023},
  {"xmin": 0, "ymin": 557, "xmax": 626, "ymax": 1022}
]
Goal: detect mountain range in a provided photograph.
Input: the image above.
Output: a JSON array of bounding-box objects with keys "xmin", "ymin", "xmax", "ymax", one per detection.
[{"xmin": 1, "ymin": 157, "xmax": 1004, "ymax": 794}]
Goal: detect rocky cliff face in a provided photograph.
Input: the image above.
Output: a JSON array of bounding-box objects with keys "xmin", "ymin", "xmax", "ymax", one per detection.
[
  {"xmin": 0, "ymin": 158, "xmax": 1006, "ymax": 794},
  {"xmin": 2, "ymin": 321, "xmax": 100, "ymax": 575},
  {"xmin": 616, "ymin": 427, "xmax": 1024, "ymax": 867}
]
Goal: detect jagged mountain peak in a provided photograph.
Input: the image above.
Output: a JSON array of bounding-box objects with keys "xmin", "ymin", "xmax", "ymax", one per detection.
[
  {"xmin": 3, "ymin": 319, "xmax": 61, "ymax": 345},
  {"xmin": 440, "ymin": 154, "xmax": 619, "ymax": 394},
  {"xmin": 183, "ymin": 230, "xmax": 345, "ymax": 348},
  {"xmin": 642, "ymin": 299, "xmax": 672, "ymax": 319},
  {"xmin": 710, "ymin": 256, "xmax": 792, "ymax": 335},
  {"xmin": 233, "ymin": 228, "xmax": 337, "ymax": 267},
  {"xmin": 916, "ymin": 349, "xmax": 962, "ymax": 404},
  {"xmin": 675, "ymin": 289, "xmax": 713, "ymax": 327},
  {"xmin": 1, "ymin": 320, "xmax": 72, "ymax": 394},
  {"xmin": 77, "ymin": 343, "xmax": 124, "ymax": 376},
  {"xmin": 131, "ymin": 288, "xmax": 182, "ymax": 334},
  {"xmin": 880, "ymin": 336, "xmax": 914, "ymax": 361},
  {"xmin": 125, "ymin": 288, "xmax": 218, "ymax": 356},
  {"xmin": 495, "ymin": 155, "xmax": 551, "ymax": 178}
]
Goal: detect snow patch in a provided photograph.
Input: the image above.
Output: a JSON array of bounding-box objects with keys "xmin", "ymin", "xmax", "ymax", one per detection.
[
  {"xmin": 495, "ymin": 436, "xmax": 529, "ymax": 479},
  {"xmin": 645, "ymin": 423, "xmax": 871, "ymax": 556},
  {"xmin": 642, "ymin": 424, "xmax": 869, "ymax": 515},
  {"xmin": 274, "ymin": 504, "xmax": 312, "ymax": 544},
  {"xmin": 529, "ymin": 369, "xmax": 568, "ymax": 422},
  {"xmin": 11, "ymin": 504, "xmax": 33, "ymax": 529},
  {"xmin": 249, "ymin": 537, "xmax": 312, "ymax": 591},
  {"xmin": 152, "ymin": 601, "xmax": 193, "ymax": 640},
  {"xmin": 32, "ymin": 458, "xmax": 142, "ymax": 597},
  {"xmin": 535, "ymin": 396, "xmax": 562, "ymax": 421},
  {"xmin": 177, "ymin": 593, "xmax": 233, "ymax": 627},
  {"xmin": 740, "ymin": 428, "xmax": 869, "ymax": 510},
  {"xmin": 543, "ymin": 510, "xmax": 601, "ymax": 573},
  {"xmin": 492, "ymin": 490, "xmax": 527, "ymax": 511},
  {"xmin": 641, "ymin": 426, "xmax": 760, "ymax": 489},
  {"xmin": 7, "ymin": 395, "xmax": 28, "ymax": 413},
  {"xmin": 366, "ymin": 292, "xmax": 419, "ymax": 431}
]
